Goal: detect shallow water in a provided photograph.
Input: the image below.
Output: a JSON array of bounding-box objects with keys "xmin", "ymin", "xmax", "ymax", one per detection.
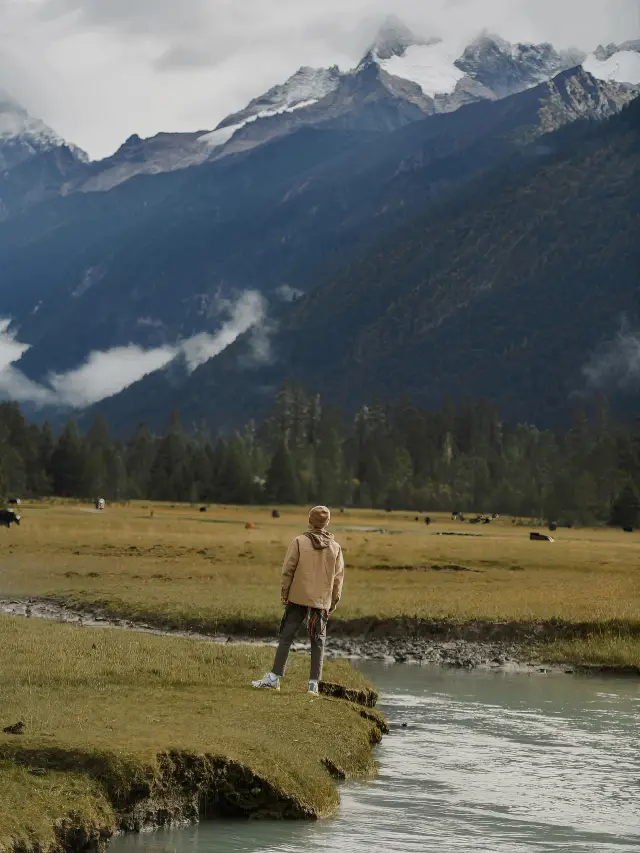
[{"xmin": 110, "ymin": 663, "xmax": 640, "ymax": 853}]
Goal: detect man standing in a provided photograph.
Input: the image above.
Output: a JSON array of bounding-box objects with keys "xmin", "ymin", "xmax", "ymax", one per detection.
[{"xmin": 252, "ymin": 505, "xmax": 344, "ymax": 695}]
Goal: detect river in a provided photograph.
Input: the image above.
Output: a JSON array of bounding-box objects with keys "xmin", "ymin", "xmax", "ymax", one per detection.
[{"xmin": 110, "ymin": 662, "xmax": 639, "ymax": 853}]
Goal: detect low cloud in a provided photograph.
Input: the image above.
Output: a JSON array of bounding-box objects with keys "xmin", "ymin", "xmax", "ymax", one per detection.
[
  {"xmin": 0, "ymin": 290, "xmax": 270, "ymax": 409},
  {"xmin": 582, "ymin": 323, "xmax": 640, "ymax": 391},
  {"xmin": 181, "ymin": 290, "xmax": 266, "ymax": 371},
  {"xmin": 275, "ymin": 284, "xmax": 303, "ymax": 303},
  {"xmin": 48, "ymin": 344, "xmax": 176, "ymax": 407}
]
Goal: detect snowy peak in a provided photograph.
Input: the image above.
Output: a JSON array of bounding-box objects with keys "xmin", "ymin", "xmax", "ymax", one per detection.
[
  {"xmin": 454, "ymin": 32, "xmax": 585, "ymax": 98},
  {"xmin": 368, "ymin": 15, "xmax": 435, "ymax": 61},
  {"xmin": 375, "ymin": 39, "xmax": 465, "ymax": 98},
  {"xmin": 215, "ymin": 66, "xmax": 342, "ymax": 133},
  {"xmin": 584, "ymin": 47, "xmax": 640, "ymax": 86},
  {"xmin": 198, "ymin": 65, "xmax": 343, "ymax": 152},
  {"xmin": 0, "ymin": 88, "xmax": 87, "ymax": 171},
  {"xmin": 594, "ymin": 40, "xmax": 640, "ymax": 62}
]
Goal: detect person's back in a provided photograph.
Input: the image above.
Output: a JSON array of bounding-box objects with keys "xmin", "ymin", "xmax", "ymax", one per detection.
[{"xmin": 252, "ymin": 505, "xmax": 344, "ymax": 695}]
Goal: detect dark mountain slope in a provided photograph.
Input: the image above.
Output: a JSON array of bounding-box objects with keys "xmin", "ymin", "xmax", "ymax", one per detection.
[
  {"xmin": 89, "ymin": 96, "xmax": 640, "ymax": 432},
  {"xmin": 5, "ymin": 69, "xmax": 632, "ymax": 383}
]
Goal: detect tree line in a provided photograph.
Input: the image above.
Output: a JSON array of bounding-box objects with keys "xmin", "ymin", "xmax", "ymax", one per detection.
[{"xmin": 0, "ymin": 385, "xmax": 639, "ymax": 527}]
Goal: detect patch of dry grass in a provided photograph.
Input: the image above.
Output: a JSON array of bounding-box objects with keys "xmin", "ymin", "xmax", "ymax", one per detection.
[
  {"xmin": 543, "ymin": 635, "xmax": 640, "ymax": 670},
  {"xmin": 1, "ymin": 502, "xmax": 638, "ymax": 631},
  {"xmin": 0, "ymin": 616, "xmax": 382, "ymax": 851}
]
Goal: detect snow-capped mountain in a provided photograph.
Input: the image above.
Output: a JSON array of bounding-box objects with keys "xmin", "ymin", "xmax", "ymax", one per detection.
[
  {"xmin": 201, "ymin": 19, "xmax": 637, "ymax": 159},
  {"xmin": 0, "ymin": 88, "xmax": 87, "ymax": 171},
  {"xmin": 2, "ymin": 18, "xmax": 639, "ymax": 203},
  {"xmin": 201, "ymin": 66, "xmax": 343, "ymax": 149},
  {"xmin": 584, "ymin": 40, "xmax": 640, "ymax": 85}
]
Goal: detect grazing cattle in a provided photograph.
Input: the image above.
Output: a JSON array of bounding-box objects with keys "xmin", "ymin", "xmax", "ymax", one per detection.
[
  {"xmin": 272, "ymin": 509, "xmax": 281, "ymax": 519},
  {"xmin": 0, "ymin": 509, "xmax": 20, "ymax": 528},
  {"xmin": 623, "ymin": 527, "xmax": 633, "ymax": 533},
  {"xmin": 8, "ymin": 498, "xmax": 20, "ymax": 506},
  {"xmin": 549, "ymin": 522, "xmax": 558, "ymax": 532},
  {"xmin": 425, "ymin": 516, "xmax": 432, "ymax": 526},
  {"xmin": 200, "ymin": 506, "xmax": 208, "ymax": 513},
  {"xmin": 530, "ymin": 532, "xmax": 554, "ymax": 542}
]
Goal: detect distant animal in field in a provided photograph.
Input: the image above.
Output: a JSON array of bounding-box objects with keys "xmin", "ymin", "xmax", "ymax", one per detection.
[
  {"xmin": 272, "ymin": 509, "xmax": 280, "ymax": 519},
  {"xmin": 95, "ymin": 498, "xmax": 105, "ymax": 511},
  {"xmin": 530, "ymin": 532, "xmax": 554, "ymax": 542},
  {"xmin": 0, "ymin": 509, "xmax": 20, "ymax": 528},
  {"xmin": 8, "ymin": 498, "xmax": 20, "ymax": 506},
  {"xmin": 623, "ymin": 527, "xmax": 633, "ymax": 533},
  {"xmin": 425, "ymin": 516, "xmax": 431, "ymax": 526},
  {"xmin": 3, "ymin": 721, "xmax": 24, "ymax": 735},
  {"xmin": 200, "ymin": 506, "xmax": 208, "ymax": 513}
]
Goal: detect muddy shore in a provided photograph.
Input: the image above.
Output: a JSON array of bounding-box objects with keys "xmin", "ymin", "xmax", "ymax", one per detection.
[{"xmin": 2, "ymin": 597, "xmax": 635, "ymax": 677}]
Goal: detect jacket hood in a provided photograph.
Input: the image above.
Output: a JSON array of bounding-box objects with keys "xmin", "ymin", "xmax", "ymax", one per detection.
[{"xmin": 305, "ymin": 529, "xmax": 335, "ymax": 550}]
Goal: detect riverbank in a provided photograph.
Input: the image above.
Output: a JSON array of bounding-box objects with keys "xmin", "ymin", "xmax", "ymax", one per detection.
[
  {"xmin": 2, "ymin": 598, "xmax": 638, "ymax": 675},
  {"xmin": 0, "ymin": 616, "xmax": 386, "ymax": 853}
]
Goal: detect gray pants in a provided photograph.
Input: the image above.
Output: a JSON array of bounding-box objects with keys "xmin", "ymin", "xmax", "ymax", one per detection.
[{"xmin": 272, "ymin": 603, "xmax": 327, "ymax": 682}]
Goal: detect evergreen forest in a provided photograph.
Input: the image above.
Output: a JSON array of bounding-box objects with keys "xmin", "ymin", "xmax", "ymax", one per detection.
[{"xmin": 1, "ymin": 385, "xmax": 639, "ymax": 528}]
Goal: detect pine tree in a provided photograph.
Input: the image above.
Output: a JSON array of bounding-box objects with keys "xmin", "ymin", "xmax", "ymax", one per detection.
[
  {"xmin": 50, "ymin": 421, "xmax": 87, "ymax": 497},
  {"xmin": 609, "ymin": 482, "xmax": 640, "ymax": 529},
  {"xmin": 266, "ymin": 440, "xmax": 300, "ymax": 504}
]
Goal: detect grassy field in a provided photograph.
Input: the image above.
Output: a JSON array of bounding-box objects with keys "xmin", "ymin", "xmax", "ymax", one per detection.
[
  {"xmin": 0, "ymin": 616, "xmax": 383, "ymax": 853},
  {"xmin": 1, "ymin": 501, "xmax": 639, "ymax": 665}
]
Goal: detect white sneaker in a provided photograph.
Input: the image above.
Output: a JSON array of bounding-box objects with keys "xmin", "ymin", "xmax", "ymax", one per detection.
[
  {"xmin": 308, "ymin": 680, "xmax": 320, "ymax": 696},
  {"xmin": 252, "ymin": 672, "xmax": 280, "ymax": 691}
]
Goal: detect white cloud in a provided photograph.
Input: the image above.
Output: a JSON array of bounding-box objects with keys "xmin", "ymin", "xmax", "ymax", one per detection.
[
  {"xmin": 275, "ymin": 284, "xmax": 303, "ymax": 303},
  {"xmin": 180, "ymin": 290, "xmax": 266, "ymax": 371},
  {"xmin": 583, "ymin": 323, "xmax": 640, "ymax": 391},
  {"xmin": 0, "ymin": 290, "xmax": 269, "ymax": 408},
  {"xmin": 0, "ymin": 0, "xmax": 636, "ymax": 158},
  {"xmin": 48, "ymin": 344, "xmax": 175, "ymax": 407}
]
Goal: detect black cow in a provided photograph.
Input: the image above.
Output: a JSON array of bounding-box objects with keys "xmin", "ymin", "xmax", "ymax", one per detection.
[
  {"xmin": 0, "ymin": 509, "xmax": 20, "ymax": 528},
  {"xmin": 8, "ymin": 498, "xmax": 20, "ymax": 506}
]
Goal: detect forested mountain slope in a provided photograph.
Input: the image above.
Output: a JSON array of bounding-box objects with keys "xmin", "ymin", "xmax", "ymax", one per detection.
[
  {"xmin": 5, "ymin": 68, "xmax": 633, "ymax": 383},
  {"xmin": 90, "ymin": 95, "xmax": 640, "ymax": 431}
]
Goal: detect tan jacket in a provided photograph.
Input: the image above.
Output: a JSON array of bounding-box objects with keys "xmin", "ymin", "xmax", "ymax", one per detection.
[{"xmin": 281, "ymin": 534, "xmax": 344, "ymax": 613}]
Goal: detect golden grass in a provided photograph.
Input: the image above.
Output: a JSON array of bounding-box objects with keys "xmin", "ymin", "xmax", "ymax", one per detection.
[
  {"xmin": 0, "ymin": 762, "xmax": 113, "ymax": 853},
  {"xmin": 1, "ymin": 502, "xmax": 639, "ymax": 629},
  {"xmin": 543, "ymin": 635, "xmax": 640, "ymax": 669},
  {"xmin": 0, "ymin": 616, "xmax": 383, "ymax": 851}
]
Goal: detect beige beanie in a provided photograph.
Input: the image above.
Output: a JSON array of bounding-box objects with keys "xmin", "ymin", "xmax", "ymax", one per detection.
[{"xmin": 309, "ymin": 505, "xmax": 331, "ymax": 529}]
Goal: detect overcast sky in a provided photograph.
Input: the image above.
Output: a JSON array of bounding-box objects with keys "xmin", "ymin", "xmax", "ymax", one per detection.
[{"xmin": 1, "ymin": 0, "xmax": 638, "ymax": 159}]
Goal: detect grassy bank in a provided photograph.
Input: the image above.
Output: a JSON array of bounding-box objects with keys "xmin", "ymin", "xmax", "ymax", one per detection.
[
  {"xmin": 541, "ymin": 634, "xmax": 640, "ymax": 670},
  {"xmin": 0, "ymin": 617, "xmax": 385, "ymax": 853},
  {"xmin": 1, "ymin": 502, "xmax": 639, "ymax": 666}
]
